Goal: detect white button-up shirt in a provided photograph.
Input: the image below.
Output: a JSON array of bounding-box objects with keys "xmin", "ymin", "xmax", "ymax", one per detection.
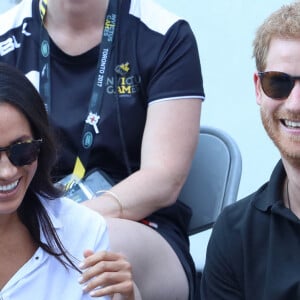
[{"xmin": 0, "ymin": 197, "xmax": 110, "ymax": 300}]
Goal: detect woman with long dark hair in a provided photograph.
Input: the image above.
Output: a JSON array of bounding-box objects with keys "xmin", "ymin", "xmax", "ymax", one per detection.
[{"xmin": 0, "ymin": 62, "xmax": 136, "ymax": 300}]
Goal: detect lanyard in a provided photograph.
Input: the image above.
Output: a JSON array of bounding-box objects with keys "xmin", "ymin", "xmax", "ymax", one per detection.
[{"xmin": 39, "ymin": 0, "xmax": 119, "ymax": 184}]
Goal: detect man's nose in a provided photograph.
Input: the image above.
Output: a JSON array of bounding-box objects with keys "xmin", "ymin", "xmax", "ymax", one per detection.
[{"xmin": 285, "ymin": 81, "xmax": 300, "ymax": 111}]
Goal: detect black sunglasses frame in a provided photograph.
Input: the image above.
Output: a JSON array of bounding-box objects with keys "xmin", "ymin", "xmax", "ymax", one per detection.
[
  {"xmin": 258, "ymin": 71, "xmax": 300, "ymax": 100},
  {"xmin": 0, "ymin": 139, "xmax": 43, "ymax": 167}
]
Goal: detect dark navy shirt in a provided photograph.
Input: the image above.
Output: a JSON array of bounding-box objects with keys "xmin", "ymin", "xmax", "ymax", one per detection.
[{"xmin": 201, "ymin": 160, "xmax": 300, "ymax": 300}]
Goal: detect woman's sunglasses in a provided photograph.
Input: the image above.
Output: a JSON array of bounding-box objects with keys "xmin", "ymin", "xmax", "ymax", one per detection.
[
  {"xmin": 258, "ymin": 71, "xmax": 300, "ymax": 100},
  {"xmin": 0, "ymin": 139, "xmax": 43, "ymax": 167}
]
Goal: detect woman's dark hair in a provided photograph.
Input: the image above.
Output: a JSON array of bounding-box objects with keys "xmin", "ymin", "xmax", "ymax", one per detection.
[{"xmin": 0, "ymin": 62, "xmax": 79, "ymax": 271}]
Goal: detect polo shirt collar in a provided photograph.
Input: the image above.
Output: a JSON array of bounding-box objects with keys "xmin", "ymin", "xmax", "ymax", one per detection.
[
  {"xmin": 253, "ymin": 160, "xmax": 286, "ymax": 212},
  {"xmin": 253, "ymin": 160, "xmax": 300, "ymax": 223}
]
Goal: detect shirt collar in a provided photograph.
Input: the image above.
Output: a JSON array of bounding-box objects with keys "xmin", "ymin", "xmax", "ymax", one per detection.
[
  {"xmin": 253, "ymin": 160, "xmax": 286, "ymax": 212},
  {"xmin": 38, "ymin": 196, "xmax": 63, "ymax": 230}
]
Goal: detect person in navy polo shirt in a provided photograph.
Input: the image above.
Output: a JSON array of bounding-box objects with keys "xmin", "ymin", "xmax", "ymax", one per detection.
[{"xmin": 201, "ymin": 2, "xmax": 300, "ymax": 299}]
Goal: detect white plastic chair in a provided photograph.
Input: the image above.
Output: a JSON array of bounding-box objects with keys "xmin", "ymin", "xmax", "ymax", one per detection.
[{"xmin": 179, "ymin": 125, "xmax": 242, "ymax": 274}]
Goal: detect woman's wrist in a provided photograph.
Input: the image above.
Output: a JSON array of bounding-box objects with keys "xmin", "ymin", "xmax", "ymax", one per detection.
[{"xmin": 94, "ymin": 190, "xmax": 123, "ymax": 218}]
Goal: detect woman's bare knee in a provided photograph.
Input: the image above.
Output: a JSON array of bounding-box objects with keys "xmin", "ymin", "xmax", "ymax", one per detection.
[{"xmin": 106, "ymin": 218, "xmax": 189, "ymax": 300}]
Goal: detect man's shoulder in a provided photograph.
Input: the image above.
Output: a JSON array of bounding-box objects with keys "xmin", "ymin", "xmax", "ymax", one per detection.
[
  {"xmin": 217, "ymin": 182, "xmax": 270, "ymax": 232},
  {"xmin": 222, "ymin": 192, "xmax": 257, "ymax": 218}
]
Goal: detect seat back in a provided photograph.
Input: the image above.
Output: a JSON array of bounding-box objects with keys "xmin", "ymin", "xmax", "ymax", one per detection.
[{"xmin": 179, "ymin": 126, "xmax": 242, "ymax": 235}]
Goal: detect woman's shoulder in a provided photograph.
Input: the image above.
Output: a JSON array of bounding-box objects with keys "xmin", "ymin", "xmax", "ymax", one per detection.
[
  {"xmin": 38, "ymin": 196, "xmax": 109, "ymax": 259},
  {"xmin": 40, "ymin": 196, "xmax": 107, "ymax": 236}
]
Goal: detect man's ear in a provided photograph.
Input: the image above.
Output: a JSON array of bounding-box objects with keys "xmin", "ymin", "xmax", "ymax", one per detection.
[{"xmin": 254, "ymin": 72, "xmax": 263, "ymax": 105}]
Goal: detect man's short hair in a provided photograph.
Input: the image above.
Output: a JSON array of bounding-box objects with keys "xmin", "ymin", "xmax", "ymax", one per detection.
[{"xmin": 253, "ymin": 1, "xmax": 300, "ymax": 71}]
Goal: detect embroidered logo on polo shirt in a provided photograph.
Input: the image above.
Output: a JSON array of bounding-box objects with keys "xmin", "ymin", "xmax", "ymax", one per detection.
[
  {"xmin": 115, "ymin": 62, "xmax": 130, "ymax": 76},
  {"xmin": 106, "ymin": 62, "xmax": 141, "ymax": 96}
]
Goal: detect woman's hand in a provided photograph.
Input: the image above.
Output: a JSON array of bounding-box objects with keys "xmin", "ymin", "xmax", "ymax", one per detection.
[{"xmin": 78, "ymin": 249, "xmax": 137, "ymax": 299}]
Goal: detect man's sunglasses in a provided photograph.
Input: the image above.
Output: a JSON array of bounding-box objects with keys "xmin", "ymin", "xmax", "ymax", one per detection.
[
  {"xmin": 0, "ymin": 139, "xmax": 43, "ymax": 167},
  {"xmin": 258, "ymin": 71, "xmax": 300, "ymax": 100}
]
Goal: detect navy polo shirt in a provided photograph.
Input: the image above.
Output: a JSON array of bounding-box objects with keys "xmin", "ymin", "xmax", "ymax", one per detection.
[{"xmin": 201, "ymin": 160, "xmax": 300, "ymax": 300}]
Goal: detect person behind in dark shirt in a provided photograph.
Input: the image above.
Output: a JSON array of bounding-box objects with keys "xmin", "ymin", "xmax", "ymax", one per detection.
[{"xmin": 201, "ymin": 2, "xmax": 300, "ymax": 299}]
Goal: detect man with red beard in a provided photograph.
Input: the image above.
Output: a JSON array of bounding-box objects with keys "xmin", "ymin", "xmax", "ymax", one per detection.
[{"xmin": 201, "ymin": 2, "xmax": 300, "ymax": 299}]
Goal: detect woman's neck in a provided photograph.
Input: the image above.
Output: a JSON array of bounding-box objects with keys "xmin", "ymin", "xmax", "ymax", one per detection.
[
  {"xmin": 0, "ymin": 212, "xmax": 19, "ymax": 234},
  {"xmin": 44, "ymin": 0, "xmax": 109, "ymax": 55},
  {"xmin": 0, "ymin": 215, "xmax": 37, "ymax": 290}
]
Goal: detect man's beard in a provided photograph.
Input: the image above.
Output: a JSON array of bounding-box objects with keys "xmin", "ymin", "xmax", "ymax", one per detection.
[{"xmin": 260, "ymin": 106, "xmax": 300, "ymax": 166}]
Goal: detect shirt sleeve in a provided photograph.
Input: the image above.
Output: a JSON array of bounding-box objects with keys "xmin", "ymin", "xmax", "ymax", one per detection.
[
  {"xmin": 200, "ymin": 209, "xmax": 243, "ymax": 299},
  {"xmin": 147, "ymin": 20, "xmax": 205, "ymax": 103},
  {"xmin": 93, "ymin": 216, "xmax": 110, "ymax": 252}
]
